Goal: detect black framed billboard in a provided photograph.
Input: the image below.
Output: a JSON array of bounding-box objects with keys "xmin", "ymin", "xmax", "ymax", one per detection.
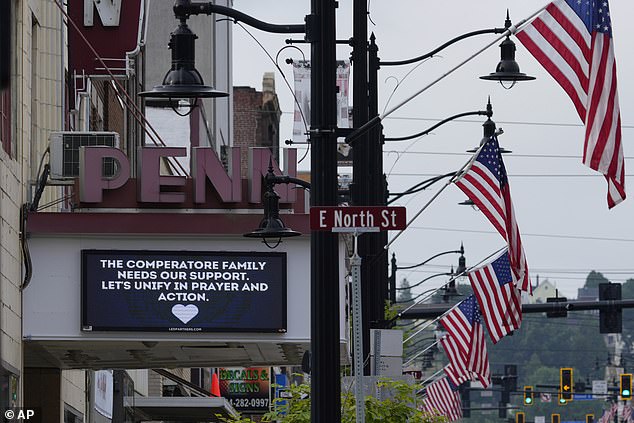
[{"xmin": 81, "ymin": 250, "xmax": 287, "ymax": 332}]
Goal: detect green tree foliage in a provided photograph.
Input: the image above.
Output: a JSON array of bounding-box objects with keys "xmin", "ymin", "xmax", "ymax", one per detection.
[{"xmin": 219, "ymin": 378, "xmax": 449, "ymax": 423}]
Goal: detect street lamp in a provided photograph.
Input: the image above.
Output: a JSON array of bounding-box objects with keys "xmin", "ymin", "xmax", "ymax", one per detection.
[
  {"xmin": 390, "ymin": 243, "xmax": 466, "ymax": 303},
  {"xmin": 243, "ymin": 164, "xmax": 305, "ymax": 248},
  {"xmin": 480, "ymin": 11, "xmax": 536, "ymax": 88},
  {"xmin": 138, "ymin": 16, "xmax": 229, "ymax": 100}
]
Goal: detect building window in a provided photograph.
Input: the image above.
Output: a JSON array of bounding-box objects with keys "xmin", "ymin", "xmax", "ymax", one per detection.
[
  {"xmin": 64, "ymin": 404, "xmax": 83, "ymax": 423},
  {"xmin": 0, "ymin": 88, "xmax": 10, "ymax": 156}
]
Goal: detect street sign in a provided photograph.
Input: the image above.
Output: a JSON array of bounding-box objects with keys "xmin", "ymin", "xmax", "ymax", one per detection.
[
  {"xmin": 535, "ymin": 417, "xmax": 545, "ymax": 423},
  {"xmin": 573, "ymin": 394, "xmax": 594, "ymax": 400},
  {"xmin": 592, "ymin": 380, "xmax": 608, "ymax": 395},
  {"xmin": 310, "ymin": 206, "xmax": 407, "ymax": 231}
]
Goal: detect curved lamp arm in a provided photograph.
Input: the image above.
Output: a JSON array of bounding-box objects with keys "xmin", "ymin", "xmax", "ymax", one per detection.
[
  {"xmin": 265, "ymin": 173, "xmax": 311, "ymax": 190},
  {"xmin": 397, "ymin": 272, "xmax": 453, "ymax": 293},
  {"xmin": 397, "ymin": 246, "xmax": 464, "ymax": 271},
  {"xmin": 380, "ymin": 28, "xmax": 506, "ymax": 67},
  {"xmin": 384, "ymin": 110, "xmax": 489, "ymax": 142},
  {"xmin": 174, "ymin": 0, "xmax": 305, "ymax": 34}
]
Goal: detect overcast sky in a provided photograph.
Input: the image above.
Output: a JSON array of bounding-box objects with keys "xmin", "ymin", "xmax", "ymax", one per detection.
[{"xmin": 230, "ymin": 0, "xmax": 634, "ymax": 300}]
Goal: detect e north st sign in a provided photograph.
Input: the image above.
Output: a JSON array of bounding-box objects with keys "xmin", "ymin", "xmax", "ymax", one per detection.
[{"xmin": 310, "ymin": 206, "xmax": 406, "ymax": 231}]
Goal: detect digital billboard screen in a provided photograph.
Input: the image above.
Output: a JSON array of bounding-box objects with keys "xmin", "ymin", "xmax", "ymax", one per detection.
[{"xmin": 81, "ymin": 250, "xmax": 287, "ymax": 332}]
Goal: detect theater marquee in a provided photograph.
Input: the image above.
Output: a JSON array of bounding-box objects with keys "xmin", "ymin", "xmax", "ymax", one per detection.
[{"xmin": 81, "ymin": 250, "xmax": 287, "ymax": 332}]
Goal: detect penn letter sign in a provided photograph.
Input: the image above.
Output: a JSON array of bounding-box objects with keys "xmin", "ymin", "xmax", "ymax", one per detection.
[
  {"xmin": 68, "ymin": 0, "xmax": 144, "ymax": 77},
  {"xmin": 81, "ymin": 250, "xmax": 287, "ymax": 332}
]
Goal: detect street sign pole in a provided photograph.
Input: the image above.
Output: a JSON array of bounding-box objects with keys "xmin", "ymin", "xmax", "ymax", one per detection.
[
  {"xmin": 310, "ymin": 206, "xmax": 407, "ymax": 423},
  {"xmin": 350, "ymin": 230, "xmax": 366, "ymax": 423}
]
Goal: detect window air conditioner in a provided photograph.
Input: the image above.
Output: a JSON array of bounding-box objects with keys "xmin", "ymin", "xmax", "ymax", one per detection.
[{"xmin": 48, "ymin": 131, "xmax": 119, "ymax": 181}]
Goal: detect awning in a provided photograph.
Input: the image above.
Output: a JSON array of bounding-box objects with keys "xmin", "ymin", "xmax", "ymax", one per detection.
[{"xmin": 131, "ymin": 396, "xmax": 238, "ymax": 422}]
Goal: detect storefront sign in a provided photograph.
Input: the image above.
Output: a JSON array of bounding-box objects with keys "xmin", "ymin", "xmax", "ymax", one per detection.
[
  {"xmin": 79, "ymin": 146, "xmax": 297, "ymax": 205},
  {"xmin": 69, "ymin": 0, "xmax": 143, "ymax": 77},
  {"xmin": 219, "ymin": 367, "xmax": 271, "ymax": 413},
  {"xmin": 81, "ymin": 250, "xmax": 287, "ymax": 332}
]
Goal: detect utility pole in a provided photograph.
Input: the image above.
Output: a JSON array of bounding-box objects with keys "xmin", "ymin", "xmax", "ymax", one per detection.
[
  {"xmin": 309, "ymin": 0, "xmax": 341, "ymax": 422},
  {"xmin": 351, "ymin": 0, "xmax": 373, "ymax": 375}
]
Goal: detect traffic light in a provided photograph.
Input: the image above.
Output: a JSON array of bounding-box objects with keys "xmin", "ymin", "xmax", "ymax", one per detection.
[
  {"xmin": 560, "ymin": 367, "xmax": 573, "ymax": 401},
  {"xmin": 558, "ymin": 393, "xmax": 567, "ymax": 405},
  {"xmin": 459, "ymin": 384, "xmax": 470, "ymax": 418},
  {"xmin": 586, "ymin": 414, "xmax": 594, "ymax": 423},
  {"xmin": 523, "ymin": 386, "xmax": 533, "ymax": 405},
  {"xmin": 516, "ymin": 411, "xmax": 525, "ymax": 423},
  {"xmin": 552, "ymin": 414, "xmax": 561, "ymax": 423},
  {"xmin": 498, "ymin": 401, "xmax": 507, "ymax": 419},
  {"xmin": 599, "ymin": 283, "xmax": 622, "ymax": 333},
  {"xmin": 546, "ymin": 295, "xmax": 568, "ymax": 317},
  {"xmin": 620, "ymin": 373, "xmax": 632, "ymax": 400}
]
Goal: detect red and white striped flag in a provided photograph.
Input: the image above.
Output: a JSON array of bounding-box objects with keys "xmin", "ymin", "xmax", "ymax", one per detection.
[
  {"xmin": 516, "ymin": 0, "xmax": 626, "ymax": 208},
  {"xmin": 440, "ymin": 336, "xmax": 470, "ymax": 386},
  {"xmin": 424, "ymin": 377, "xmax": 463, "ymax": 422},
  {"xmin": 454, "ymin": 136, "xmax": 531, "ymax": 293},
  {"xmin": 468, "ymin": 249, "xmax": 522, "ymax": 344},
  {"xmin": 440, "ymin": 296, "xmax": 491, "ymax": 387}
]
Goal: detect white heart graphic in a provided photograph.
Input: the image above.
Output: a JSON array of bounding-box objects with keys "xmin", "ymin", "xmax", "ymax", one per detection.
[{"xmin": 171, "ymin": 304, "xmax": 199, "ymax": 324}]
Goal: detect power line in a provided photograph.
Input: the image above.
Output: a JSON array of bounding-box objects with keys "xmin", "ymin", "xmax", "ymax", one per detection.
[
  {"xmin": 384, "ymin": 150, "xmax": 634, "ymax": 160},
  {"xmin": 388, "ymin": 173, "xmax": 634, "ymax": 178},
  {"xmin": 384, "ymin": 115, "xmax": 634, "ymax": 130},
  {"xmin": 402, "ymin": 226, "xmax": 634, "ymax": 243}
]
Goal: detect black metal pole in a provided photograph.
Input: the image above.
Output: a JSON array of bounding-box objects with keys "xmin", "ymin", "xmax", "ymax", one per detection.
[
  {"xmin": 368, "ymin": 34, "xmax": 388, "ymax": 329},
  {"xmin": 309, "ymin": 0, "xmax": 340, "ymax": 422},
  {"xmin": 351, "ymin": 0, "xmax": 372, "ymax": 376},
  {"xmin": 400, "ymin": 299, "xmax": 634, "ymax": 320},
  {"xmin": 390, "ymin": 253, "xmax": 397, "ymax": 304}
]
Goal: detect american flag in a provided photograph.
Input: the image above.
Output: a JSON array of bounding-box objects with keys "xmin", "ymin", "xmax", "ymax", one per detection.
[
  {"xmin": 424, "ymin": 377, "xmax": 463, "ymax": 422},
  {"xmin": 598, "ymin": 409, "xmax": 611, "ymax": 423},
  {"xmin": 440, "ymin": 336, "xmax": 470, "ymax": 386},
  {"xmin": 440, "ymin": 295, "xmax": 491, "ymax": 387},
  {"xmin": 516, "ymin": 0, "xmax": 626, "ymax": 208},
  {"xmin": 623, "ymin": 404, "xmax": 633, "ymax": 423},
  {"xmin": 454, "ymin": 136, "xmax": 531, "ymax": 293},
  {"xmin": 443, "ymin": 364, "xmax": 469, "ymax": 388},
  {"xmin": 598, "ymin": 403, "xmax": 618, "ymax": 423},
  {"xmin": 469, "ymin": 249, "xmax": 522, "ymax": 344}
]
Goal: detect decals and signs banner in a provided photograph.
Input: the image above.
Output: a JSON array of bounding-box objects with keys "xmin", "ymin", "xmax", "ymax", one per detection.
[
  {"xmin": 219, "ymin": 367, "xmax": 271, "ymax": 413},
  {"xmin": 81, "ymin": 250, "xmax": 287, "ymax": 332}
]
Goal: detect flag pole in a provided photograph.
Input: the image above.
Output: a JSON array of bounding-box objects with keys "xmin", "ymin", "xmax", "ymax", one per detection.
[
  {"xmin": 404, "ymin": 339, "xmax": 440, "ymax": 367},
  {"xmin": 385, "ymin": 142, "xmax": 484, "ymax": 250},
  {"xmin": 421, "ymin": 368, "xmax": 445, "ymax": 386},
  {"xmin": 399, "ymin": 246, "xmax": 508, "ymax": 345}
]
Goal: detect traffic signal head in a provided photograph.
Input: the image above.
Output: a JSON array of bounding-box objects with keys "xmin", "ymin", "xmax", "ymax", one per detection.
[
  {"xmin": 552, "ymin": 414, "xmax": 561, "ymax": 423},
  {"xmin": 523, "ymin": 386, "xmax": 534, "ymax": 405},
  {"xmin": 620, "ymin": 373, "xmax": 632, "ymax": 399},
  {"xmin": 560, "ymin": 368, "xmax": 573, "ymax": 401},
  {"xmin": 516, "ymin": 411, "xmax": 525, "ymax": 423},
  {"xmin": 599, "ymin": 283, "xmax": 622, "ymax": 333},
  {"xmin": 586, "ymin": 414, "xmax": 594, "ymax": 423}
]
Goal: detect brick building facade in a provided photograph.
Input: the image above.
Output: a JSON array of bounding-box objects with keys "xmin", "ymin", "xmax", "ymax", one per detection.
[{"xmin": 233, "ymin": 72, "xmax": 281, "ymax": 178}]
